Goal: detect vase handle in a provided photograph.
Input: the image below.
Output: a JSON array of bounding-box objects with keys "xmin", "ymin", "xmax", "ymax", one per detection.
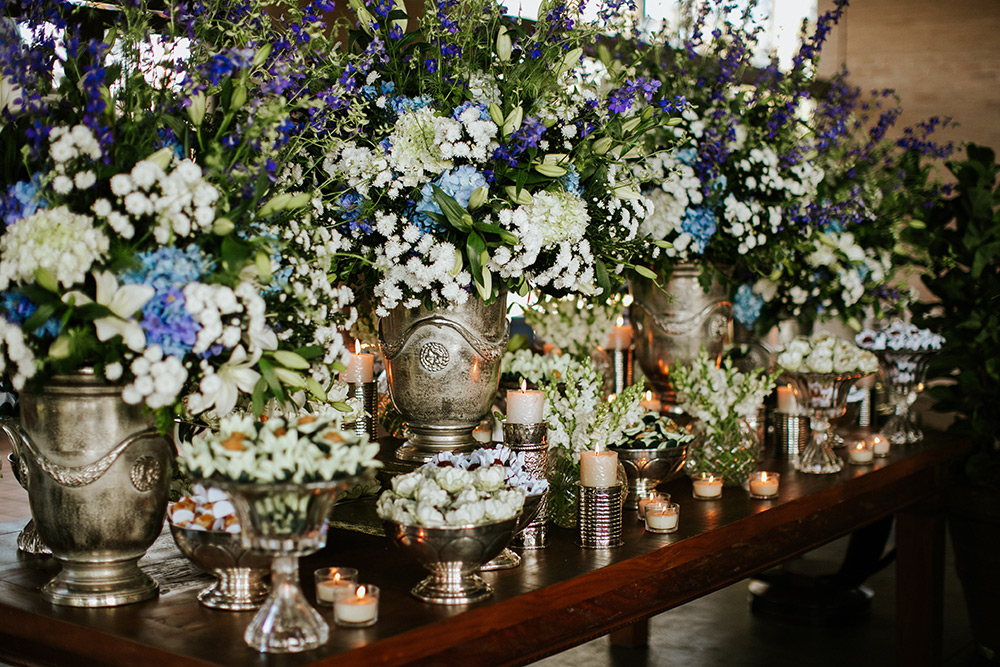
[
  {"xmin": 1, "ymin": 421, "xmax": 30, "ymax": 488},
  {"xmin": 16, "ymin": 427, "xmax": 163, "ymax": 488}
]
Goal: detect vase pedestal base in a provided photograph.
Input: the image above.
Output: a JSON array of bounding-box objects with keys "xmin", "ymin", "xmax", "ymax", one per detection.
[{"xmin": 43, "ymin": 559, "xmax": 158, "ymax": 607}]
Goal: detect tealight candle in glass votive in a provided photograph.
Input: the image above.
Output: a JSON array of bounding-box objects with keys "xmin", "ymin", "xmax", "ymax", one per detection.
[
  {"xmin": 872, "ymin": 434, "xmax": 890, "ymax": 458},
  {"xmin": 691, "ymin": 473, "xmax": 723, "ymax": 500},
  {"xmin": 314, "ymin": 567, "xmax": 359, "ymax": 606},
  {"xmin": 748, "ymin": 471, "xmax": 780, "ymax": 499},
  {"xmin": 334, "ymin": 584, "xmax": 379, "ymax": 628},
  {"xmin": 848, "ymin": 439, "xmax": 875, "ymax": 465},
  {"xmin": 637, "ymin": 492, "xmax": 670, "ymax": 520},
  {"xmin": 644, "ymin": 501, "xmax": 680, "ymax": 534}
]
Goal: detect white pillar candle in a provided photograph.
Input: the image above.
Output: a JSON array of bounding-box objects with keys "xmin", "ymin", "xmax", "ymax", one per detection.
[
  {"xmin": 692, "ymin": 475, "xmax": 723, "ymax": 499},
  {"xmin": 872, "ymin": 435, "xmax": 890, "ymax": 456},
  {"xmin": 580, "ymin": 449, "xmax": 618, "ymax": 487},
  {"xmin": 506, "ymin": 379, "xmax": 545, "ymax": 424},
  {"xmin": 644, "ymin": 502, "xmax": 679, "ymax": 532},
  {"xmin": 748, "ymin": 472, "xmax": 780, "ymax": 498},
  {"xmin": 606, "ymin": 315, "xmax": 633, "ymax": 350},
  {"xmin": 776, "ymin": 386, "xmax": 797, "ymax": 414},
  {"xmin": 342, "ymin": 340, "xmax": 374, "ymax": 383},
  {"xmin": 333, "ymin": 585, "xmax": 379, "ymax": 627}
]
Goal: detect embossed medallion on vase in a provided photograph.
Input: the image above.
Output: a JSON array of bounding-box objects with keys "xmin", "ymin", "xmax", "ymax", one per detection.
[
  {"xmin": 14, "ymin": 370, "xmax": 173, "ymax": 607},
  {"xmin": 629, "ymin": 265, "xmax": 732, "ymax": 408},
  {"xmin": 378, "ymin": 293, "xmax": 509, "ymax": 462}
]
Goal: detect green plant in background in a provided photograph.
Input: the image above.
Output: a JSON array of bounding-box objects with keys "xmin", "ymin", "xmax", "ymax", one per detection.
[{"xmin": 904, "ymin": 144, "xmax": 1000, "ymax": 487}]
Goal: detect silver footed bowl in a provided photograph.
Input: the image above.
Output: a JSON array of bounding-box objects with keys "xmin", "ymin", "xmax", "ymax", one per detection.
[
  {"xmin": 608, "ymin": 445, "xmax": 688, "ymax": 509},
  {"xmin": 479, "ymin": 491, "xmax": 544, "ymax": 572},
  {"xmin": 384, "ymin": 515, "xmax": 520, "ymax": 604},
  {"xmin": 169, "ymin": 523, "xmax": 270, "ymax": 611}
]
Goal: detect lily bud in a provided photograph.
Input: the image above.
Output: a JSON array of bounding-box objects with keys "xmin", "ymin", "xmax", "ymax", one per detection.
[
  {"xmin": 504, "ymin": 186, "xmax": 533, "ymax": 206},
  {"xmin": 502, "ymin": 106, "xmax": 523, "ymax": 138},
  {"xmin": 468, "ymin": 186, "xmax": 489, "ymax": 211},
  {"xmin": 187, "ymin": 92, "xmax": 207, "ymax": 127},
  {"xmin": 488, "ymin": 102, "xmax": 504, "ymax": 127},
  {"xmin": 496, "ymin": 26, "xmax": 512, "ymax": 62},
  {"xmin": 592, "ymin": 137, "xmax": 613, "ymax": 155},
  {"xmin": 35, "ymin": 268, "xmax": 59, "ymax": 293},
  {"xmin": 230, "ymin": 84, "xmax": 247, "ymax": 111},
  {"xmin": 252, "ymin": 44, "xmax": 272, "ymax": 69},
  {"xmin": 145, "ymin": 147, "xmax": 173, "ymax": 170},
  {"xmin": 259, "ymin": 193, "xmax": 292, "ymax": 217},
  {"xmin": 212, "ymin": 217, "xmax": 235, "ymax": 236},
  {"xmin": 535, "ymin": 163, "xmax": 567, "ymax": 178},
  {"xmin": 273, "ymin": 350, "xmax": 311, "ymax": 370},
  {"xmin": 49, "ymin": 335, "xmax": 72, "ymax": 360}
]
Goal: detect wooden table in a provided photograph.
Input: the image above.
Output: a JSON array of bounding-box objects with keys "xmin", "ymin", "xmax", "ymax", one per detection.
[{"xmin": 0, "ymin": 432, "xmax": 966, "ymax": 667}]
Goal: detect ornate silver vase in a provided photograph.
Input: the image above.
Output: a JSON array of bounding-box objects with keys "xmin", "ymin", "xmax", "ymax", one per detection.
[
  {"xmin": 630, "ymin": 266, "xmax": 732, "ymax": 408},
  {"xmin": 15, "ymin": 370, "xmax": 173, "ymax": 607},
  {"xmin": 379, "ymin": 294, "xmax": 509, "ymax": 462}
]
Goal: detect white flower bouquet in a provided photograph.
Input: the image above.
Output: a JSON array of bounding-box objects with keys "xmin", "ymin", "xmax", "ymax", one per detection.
[
  {"xmin": 376, "ymin": 464, "xmax": 525, "ymax": 528},
  {"xmin": 776, "ymin": 332, "xmax": 879, "ymax": 376},
  {"xmin": 300, "ymin": 0, "xmax": 678, "ymax": 314},
  {"xmin": 672, "ymin": 348, "xmax": 776, "ymax": 485},
  {"xmin": 0, "ymin": 0, "xmax": 359, "ymax": 428},
  {"xmin": 428, "ymin": 444, "xmax": 549, "ymax": 496},
  {"xmin": 855, "ymin": 321, "xmax": 944, "ymax": 352}
]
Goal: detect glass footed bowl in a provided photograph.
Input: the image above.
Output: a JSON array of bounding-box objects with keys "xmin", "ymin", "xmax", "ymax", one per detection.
[
  {"xmin": 208, "ymin": 477, "xmax": 355, "ymax": 654},
  {"xmin": 782, "ymin": 370, "xmax": 872, "ymax": 474},
  {"xmin": 872, "ymin": 348, "xmax": 937, "ymax": 445},
  {"xmin": 384, "ymin": 514, "xmax": 521, "ymax": 605},
  {"xmin": 479, "ymin": 491, "xmax": 544, "ymax": 571}
]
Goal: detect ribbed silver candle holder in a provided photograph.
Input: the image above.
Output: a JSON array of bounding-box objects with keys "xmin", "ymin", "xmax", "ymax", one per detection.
[
  {"xmin": 771, "ymin": 412, "xmax": 810, "ymax": 459},
  {"xmin": 345, "ymin": 381, "xmax": 377, "ymax": 443},
  {"xmin": 610, "ymin": 347, "xmax": 634, "ymax": 396},
  {"xmin": 577, "ymin": 482, "xmax": 624, "ymax": 549},
  {"xmin": 503, "ymin": 422, "xmax": 549, "ymax": 549}
]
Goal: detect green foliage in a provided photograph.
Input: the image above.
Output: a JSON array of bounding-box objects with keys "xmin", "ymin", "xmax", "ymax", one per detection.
[{"xmin": 904, "ymin": 144, "xmax": 1000, "ymax": 487}]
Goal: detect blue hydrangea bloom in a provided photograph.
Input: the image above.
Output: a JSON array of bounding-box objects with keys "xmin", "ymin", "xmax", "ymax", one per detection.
[
  {"xmin": 674, "ymin": 148, "xmax": 698, "ymax": 165},
  {"xmin": 390, "ymin": 95, "xmax": 433, "ymax": 117},
  {"xmin": 681, "ymin": 207, "xmax": 717, "ymax": 254},
  {"xmin": 122, "ymin": 246, "xmax": 214, "ymax": 356},
  {"xmin": 415, "ymin": 165, "xmax": 488, "ymax": 230},
  {"xmin": 733, "ymin": 283, "xmax": 764, "ymax": 328},
  {"xmin": 339, "ymin": 192, "xmax": 373, "ymax": 234},
  {"xmin": 452, "ymin": 101, "xmax": 491, "ymax": 122},
  {"xmin": 559, "ymin": 167, "xmax": 582, "ymax": 194},
  {"xmin": 0, "ymin": 291, "xmax": 61, "ymax": 338}
]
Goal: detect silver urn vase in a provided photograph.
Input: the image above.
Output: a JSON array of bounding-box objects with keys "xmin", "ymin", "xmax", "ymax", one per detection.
[
  {"xmin": 378, "ymin": 294, "xmax": 509, "ymax": 462},
  {"xmin": 629, "ymin": 265, "xmax": 732, "ymax": 407},
  {"xmin": 16, "ymin": 370, "xmax": 173, "ymax": 607}
]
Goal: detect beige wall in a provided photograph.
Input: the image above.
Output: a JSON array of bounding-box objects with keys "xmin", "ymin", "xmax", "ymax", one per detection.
[{"xmin": 817, "ymin": 0, "xmax": 1000, "ymax": 153}]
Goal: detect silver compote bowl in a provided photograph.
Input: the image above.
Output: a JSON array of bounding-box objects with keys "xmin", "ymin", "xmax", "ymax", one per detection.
[
  {"xmin": 384, "ymin": 515, "xmax": 520, "ymax": 604},
  {"xmin": 168, "ymin": 522, "xmax": 270, "ymax": 610},
  {"xmin": 782, "ymin": 371, "xmax": 872, "ymax": 474},
  {"xmin": 208, "ymin": 478, "xmax": 354, "ymax": 654},
  {"xmin": 479, "ymin": 491, "xmax": 543, "ymax": 571},
  {"xmin": 608, "ymin": 445, "xmax": 688, "ymax": 509}
]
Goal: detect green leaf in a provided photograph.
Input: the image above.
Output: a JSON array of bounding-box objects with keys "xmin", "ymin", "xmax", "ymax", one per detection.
[
  {"xmin": 595, "ymin": 259, "xmax": 611, "ymax": 297},
  {"xmin": 251, "ymin": 377, "xmax": 267, "ymax": 416},
  {"xmin": 23, "ymin": 303, "xmax": 58, "ymax": 333},
  {"xmin": 633, "ymin": 265, "xmax": 657, "ymax": 279},
  {"xmin": 432, "ymin": 185, "xmax": 473, "ymax": 232},
  {"xmin": 222, "ymin": 235, "xmax": 252, "ymax": 271},
  {"xmin": 467, "ymin": 231, "xmax": 487, "ymax": 283},
  {"xmin": 258, "ymin": 357, "xmax": 287, "ymax": 405},
  {"xmin": 294, "ymin": 345, "xmax": 324, "ymax": 361},
  {"xmin": 472, "ymin": 218, "xmax": 519, "ymax": 245}
]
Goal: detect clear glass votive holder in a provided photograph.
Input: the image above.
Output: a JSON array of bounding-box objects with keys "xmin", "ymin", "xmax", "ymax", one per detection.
[
  {"xmin": 847, "ymin": 439, "xmax": 875, "ymax": 466},
  {"xmin": 747, "ymin": 471, "xmax": 780, "ymax": 499},
  {"xmin": 871, "ymin": 434, "xmax": 891, "ymax": 458},
  {"xmin": 636, "ymin": 492, "xmax": 670, "ymax": 520},
  {"xmin": 333, "ymin": 583, "xmax": 379, "ymax": 628},
  {"xmin": 643, "ymin": 502, "xmax": 680, "ymax": 534},
  {"xmin": 314, "ymin": 566, "xmax": 358, "ymax": 606},
  {"xmin": 691, "ymin": 473, "xmax": 723, "ymax": 500}
]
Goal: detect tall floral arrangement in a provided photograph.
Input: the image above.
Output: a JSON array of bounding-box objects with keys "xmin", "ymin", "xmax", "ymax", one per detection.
[
  {"xmin": 0, "ymin": 0, "xmax": 358, "ymax": 428},
  {"xmin": 627, "ymin": 0, "xmax": 841, "ymax": 288},
  {"xmin": 295, "ymin": 0, "xmax": 678, "ymax": 316}
]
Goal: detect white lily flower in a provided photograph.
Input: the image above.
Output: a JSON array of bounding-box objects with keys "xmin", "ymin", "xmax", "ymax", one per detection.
[
  {"xmin": 63, "ymin": 271, "xmax": 154, "ymax": 352},
  {"xmin": 187, "ymin": 345, "xmax": 261, "ymax": 417}
]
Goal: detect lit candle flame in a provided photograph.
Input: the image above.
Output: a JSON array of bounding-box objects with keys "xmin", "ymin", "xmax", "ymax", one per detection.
[
  {"xmin": 356, "ymin": 585, "xmax": 367, "ymax": 599},
  {"xmin": 644, "ymin": 390, "xmax": 652, "ymax": 401},
  {"xmin": 519, "ymin": 377, "xmax": 527, "ymax": 392},
  {"xmin": 608, "ymin": 393, "xmax": 616, "ymax": 403},
  {"xmin": 355, "ymin": 339, "xmax": 362, "ymax": 355},
  {"xmin": 333, "ymin": 572, "xmax": 341, "ymax": 583},
  {"xmin": 616, "ymin": 315, "xmax": 624, "ymax": 327}
]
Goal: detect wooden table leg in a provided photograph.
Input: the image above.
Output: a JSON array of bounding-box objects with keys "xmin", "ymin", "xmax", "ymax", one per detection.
[
  {"xmin": 895, "ymin": 498, "xmax": 944, "ymax": 667},
  {"xmin": 609, "ymin": 618, "xmax": 649, "ymax": 648}
]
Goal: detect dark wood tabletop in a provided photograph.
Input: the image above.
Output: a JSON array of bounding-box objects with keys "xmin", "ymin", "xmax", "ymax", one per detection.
[{"xmin": 0, "ymin": 432, "xmax": 967, "ymax": 667}]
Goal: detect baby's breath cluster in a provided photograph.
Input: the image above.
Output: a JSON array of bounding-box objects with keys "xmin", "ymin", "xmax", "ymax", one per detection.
[
  {"xmin": 178, "ymin": 413, "xmax": 381, "ymax": 485},
  {"xmin": 376, "ymin": 464, "xmax": 525, "ymax": 528}
]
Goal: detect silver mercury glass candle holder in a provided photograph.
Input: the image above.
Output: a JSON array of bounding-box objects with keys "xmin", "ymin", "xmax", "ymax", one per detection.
[
  {"xmin": 344, "ymin": 381, "xmax": 377, "ymax": 444},
  {"xmin": 577, "ymin": 482, "xmax": 624, "ymax": 549},
  {"xmin": 610, "ymin": 346, "xmax": 634, "ymax": 396},
  {"xmin": 503, "ymin": 421, "xmax": 549, "ymax": 549},
  {"xmin": 770, "ymin": 412, "xmax": 810, "ymax": 459}
]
